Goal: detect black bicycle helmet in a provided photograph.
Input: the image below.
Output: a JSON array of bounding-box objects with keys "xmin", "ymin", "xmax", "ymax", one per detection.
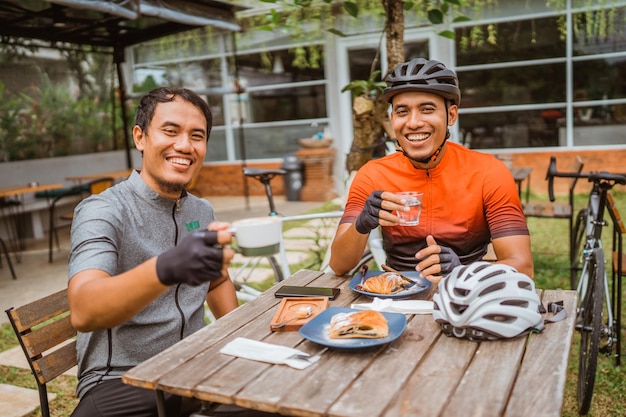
[{"xmin": 383, "ymin": 58, "xmax": 461, "ymax": 106}]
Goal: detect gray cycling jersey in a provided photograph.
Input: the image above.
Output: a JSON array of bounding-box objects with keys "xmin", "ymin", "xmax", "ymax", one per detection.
[{"xmin": 69, "ymin": 171, "xmax": 216, "ymax": 398}]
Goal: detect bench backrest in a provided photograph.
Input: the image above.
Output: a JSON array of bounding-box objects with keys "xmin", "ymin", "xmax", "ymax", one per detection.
[
  {"xmin": 5, "ymin": 288, "xmax": 77, "ymax": 417},
  {"xmin": 607, "ymin": 191, "xmax": 626, "ymax": 234}
]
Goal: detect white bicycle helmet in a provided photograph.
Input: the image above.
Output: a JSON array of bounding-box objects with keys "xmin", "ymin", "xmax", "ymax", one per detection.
[{"xmin": 432, "ymin": 262, "xmax": 542, "ymax": 341}]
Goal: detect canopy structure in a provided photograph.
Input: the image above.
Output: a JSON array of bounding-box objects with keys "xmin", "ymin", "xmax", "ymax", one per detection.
[{"xmin": 0, "ymin": 0, "xmax": 244, "ymax": 168}]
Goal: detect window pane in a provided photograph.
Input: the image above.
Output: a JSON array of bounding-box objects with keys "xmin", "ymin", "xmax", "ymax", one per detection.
[
  {"xmin": 233, "ymin": 123, "xmax": 328, "ymax": 160},
  {"xmin": 456, "ymin": 16, "xmax": 564, "ymax": 66},
  {"xmin": 573, "ymin": 6, "xmax": 626, "ymax": 56},
  {"xmin": 459, "ymin": 108, "xmax": 564, "ymax": 149},
  {"xmin": 206, "ymin": 129, "xmax": 227, "ymax": 162},
  {"xmin": 236, "ymin": 47, "xmax": 324, "ymax": 88},
  {"xmin": 233, "ymin": 84, "xmax": 327, "ymax": 123},
  {"xmin": 573, "ymin": 57, "xmax": 626, "ymax": 101},
  {"xmin": 460, "ymin": 63, "xmax": 566, "ymax": 107}
]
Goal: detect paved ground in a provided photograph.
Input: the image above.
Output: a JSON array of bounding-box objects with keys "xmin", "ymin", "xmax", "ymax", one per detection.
[{"xmin": 0, "ymin": 194, "xmax": 338, "ymax": 417}]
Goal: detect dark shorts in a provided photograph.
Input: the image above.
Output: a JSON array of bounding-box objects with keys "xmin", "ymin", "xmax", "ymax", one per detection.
[
  {"xmin": 70, "ymin": 378, "xmax": 197, "ymax": 417},
  {"xmin": 70, "ymin": 379, "xmax": 280, "ymax": 417}
]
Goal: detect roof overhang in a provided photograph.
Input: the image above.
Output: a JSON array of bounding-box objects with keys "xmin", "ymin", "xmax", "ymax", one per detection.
[{"xmin": 0, "ymin": 0, "xmax": 245, "ymax": 52}]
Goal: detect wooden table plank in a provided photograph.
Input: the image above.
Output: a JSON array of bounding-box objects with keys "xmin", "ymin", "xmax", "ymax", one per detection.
[
  {"xmin": 442, "ymin": 338, "xmax": 527, "ymax": 417},
  {"xmin": 381, "ymin": 333, "xmax": 478, "ymax": 417},
  {"xmin": 504, "ymin": 289, "xmax": 577, "ymax": 417},
  {"xmin": 328, "ymin": 314, "xmax": 440, "ymax": 417}
]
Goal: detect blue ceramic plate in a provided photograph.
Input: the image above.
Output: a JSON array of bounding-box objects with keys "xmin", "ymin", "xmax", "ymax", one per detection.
[
  {"xmin": 298, "ymin": 307, "xmax": 407, "ymax": 349},
  {"xmin": 349, "ymin": 270, "xmax": 431, "ymax": 299}
]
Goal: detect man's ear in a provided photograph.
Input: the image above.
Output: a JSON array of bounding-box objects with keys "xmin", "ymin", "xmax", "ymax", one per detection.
[
  {"xmin": 447, "ymin": 104, "xmax": 459, "ymax": 126},
  {"xmin": 133, "ymin": 125, "xmax": 145, "ymax": 151}
]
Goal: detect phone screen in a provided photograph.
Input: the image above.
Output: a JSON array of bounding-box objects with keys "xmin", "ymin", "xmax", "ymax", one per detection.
[{"xmin": 275, "ymin": 285, "xmax": 340, "ymax": 299}]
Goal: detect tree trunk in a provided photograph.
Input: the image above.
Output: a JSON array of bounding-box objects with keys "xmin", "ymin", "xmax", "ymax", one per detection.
[{"xmin": 344, "ymin": 1, "xmax": 405, "ymax": 173}]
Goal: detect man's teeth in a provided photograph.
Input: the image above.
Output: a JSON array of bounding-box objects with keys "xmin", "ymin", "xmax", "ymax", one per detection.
[
  {"xmin": 406, "ymin": 133, "xmax": 430, "ymax": 142},
  {"xmin": 169, "ymin": 158, "xmax": 191, "ymax": 165}
]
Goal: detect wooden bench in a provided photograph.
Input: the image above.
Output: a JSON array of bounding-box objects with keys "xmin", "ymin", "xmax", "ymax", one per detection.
[
  {"xmin": 523, "ymin": 156, "xmax": 584, "ymax": 281},
  {"xmin": 5, "ymin": 288, "xmax": 77, "ymax": 417}
]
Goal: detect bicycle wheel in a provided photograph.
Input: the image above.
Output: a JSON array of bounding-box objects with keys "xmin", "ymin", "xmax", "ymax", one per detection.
[
  {"xmin": 577, "ymin": 248, "xmax": 605, "ymax": 416},
  {"xmin": 571, "ymin": 208, "xmax": 588, "ymax": 290},
  {"xmin": 267, "ymin": 254, "xmax": 284, "ymax": 282}
]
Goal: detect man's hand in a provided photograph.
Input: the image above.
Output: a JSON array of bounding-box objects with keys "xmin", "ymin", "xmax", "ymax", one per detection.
[
  {"xmin": 156, "ymin": 230, "xmax": 233, "ymax": 286},
  {"xmin": 415, "ymin": 235, "xmax": 461, "ymax": 284},
  {"xmin": 355, "ymin": 190, "xmax": 385, "ymax": 234}
]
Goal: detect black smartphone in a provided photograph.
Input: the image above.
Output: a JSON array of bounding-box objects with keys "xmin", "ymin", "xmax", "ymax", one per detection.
[{"xmin": 275, "ymin": 285, "xmax": 340, "ymax": 300}]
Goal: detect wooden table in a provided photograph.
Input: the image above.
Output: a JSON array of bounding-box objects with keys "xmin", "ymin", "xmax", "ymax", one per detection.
[
  {"xmin": 510, "ymin": 166, "xmax": 532, "ymax": 203},
  {"xmin": 65, "ymin": 168, "xmax": 133, "ymax": 183},
  {"xmin": 0, "ymin": 183, "xmax": 63, "ymax": 268},
  {"xmin": 123, "ymin": 269, "xmax": 577, "ymax": 417}
]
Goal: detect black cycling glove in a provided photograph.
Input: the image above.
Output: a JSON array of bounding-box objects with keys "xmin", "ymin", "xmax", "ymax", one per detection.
[
  {"xmin": 156, "ymin": 230, "xmax": 224, "ymax": 286},
  {"xmin": 355, "ymin": 190, "xmax": 384, "ymax": 234},
  {"xmin": 439, "ymin": 245, "xmax": 462, "ymax": 276}
]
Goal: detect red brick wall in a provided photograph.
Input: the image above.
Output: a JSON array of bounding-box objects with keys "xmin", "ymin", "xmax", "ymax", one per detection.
[
  {"xmin": 195, "ymin": 162, "xmax": 284, "ymax": 197},
  {"xmin": 195, "ymin": 148, "xmax": 625, "ymax": 198},
  {"xmin": 510, "ymin": 149, "xmax": 626, "ymax": 197}
]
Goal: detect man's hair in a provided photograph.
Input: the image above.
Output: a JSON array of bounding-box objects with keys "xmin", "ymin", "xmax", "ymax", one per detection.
[{"xmin": 134, "ymin": 87, "xmax": 213, "ymax": 139}]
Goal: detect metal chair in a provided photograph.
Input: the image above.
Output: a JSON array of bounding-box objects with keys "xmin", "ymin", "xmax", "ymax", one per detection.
[
  {"xmin": 0, "ymin": 236, "xmax": 16, "ymax": 279},
  {"xmin": 5, "ymin": 288, "xmax": 77, "ymax": 417}
]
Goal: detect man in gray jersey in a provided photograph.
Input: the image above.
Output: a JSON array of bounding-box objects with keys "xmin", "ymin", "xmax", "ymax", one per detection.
[{"xmin": 68, "ymin": 87, "xmax": 239, "ymax": 416}]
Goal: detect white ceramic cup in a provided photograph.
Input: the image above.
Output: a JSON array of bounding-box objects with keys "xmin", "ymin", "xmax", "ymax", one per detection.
[
  {"xmin": 229, "ymin": 216, "xmax": 282, "ymax": 256},
  {"xmin": 395, "ymin": 191, "xmax": 423, "ymax": 226}
]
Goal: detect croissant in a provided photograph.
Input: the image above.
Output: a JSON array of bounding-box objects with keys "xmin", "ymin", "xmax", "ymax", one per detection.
[
  {"xmin": 328, "ymin": 310, "xmax": 389, "ymax": 339},
  {"xmin": 359, "ymin": 272, "xmax": 410, "ymax": 294}
]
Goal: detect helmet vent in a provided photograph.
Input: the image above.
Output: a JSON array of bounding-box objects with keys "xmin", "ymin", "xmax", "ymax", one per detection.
[
  {"xmin": 450, "ymin": 302, "xmax": 468, "ymax": 315},
  {"xmin": 453, "ymin": 288, "xmax": 470, "ymax": 297},
  {"xmin": 484, "ymin": 314, "xmax": 515, "ymax": 323},
  {"xmin": 501, "ymin": 299, "xmax": 529, "ymax": 308},
  {"xmin": 518, "ymin": 281, "xmax": 533, "ymax": 290},
  {"xmin": 478, "ymin": 282, "xmax": 505, "ymax": 297}
]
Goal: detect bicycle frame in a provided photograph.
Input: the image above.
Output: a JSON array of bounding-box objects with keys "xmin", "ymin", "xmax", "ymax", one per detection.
[{"xmin": 546, "ymin": 155, "xmax": 626, "ymax": 415}]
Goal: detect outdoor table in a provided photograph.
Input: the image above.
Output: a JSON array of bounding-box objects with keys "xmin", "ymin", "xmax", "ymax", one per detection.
[
  {"xmin": 123, "ymin": 269, "xmax": 577, "ymax": 417},
  {"xmin": 65, "ymin": 168, "xmax": 133, "ymax": 183},
  {"xmin": 510, "ymin": 166, "xmax": 532, "ymax": 203},
  {"xmin": 0, "ymin": 183, "xmax": 62, "ymax": 263}
]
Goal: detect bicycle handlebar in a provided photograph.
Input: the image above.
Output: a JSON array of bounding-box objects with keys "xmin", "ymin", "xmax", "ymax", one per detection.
[{"xmin": 546, "ymin": 155, "xmax": 626, "ymax": 202}]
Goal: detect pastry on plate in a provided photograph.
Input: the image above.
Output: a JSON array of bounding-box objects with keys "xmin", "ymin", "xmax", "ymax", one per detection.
[
  {"xmin": 358, "ymin": 272, "xmax": 411, "ymax": 294},
  {"xmin": 327, "ymin": 310, "xmax": 389, "ymax": 339}
]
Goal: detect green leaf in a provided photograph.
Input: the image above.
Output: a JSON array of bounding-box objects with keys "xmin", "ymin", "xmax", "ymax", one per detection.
[
  {"xmin": 403, "ymin": 2, "xmax": 414, "ymax": 11},
  {"xmin": 344, "ymin": 2, "xmax": 359, "ymax": 18},
  {"xmin": 428, "ymin": 9, "xmax": 444, "ymax": 25},
  {"xmin": 327, "ymin": 28, "xmax": 347, "ymax": 37},
  {"xmin": 444, "ymin": 0, "xmax": 462, "ymax": 5},
  {"xmin": 438, "ymin": 30, "xmax": 456, "ymax": 40},
  {"xmin": 453, "ymin": 16, "xmax": 472, "ymax": 23}
]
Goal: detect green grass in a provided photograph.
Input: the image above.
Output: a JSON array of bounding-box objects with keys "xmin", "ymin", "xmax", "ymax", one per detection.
[{"xmin": 1, "ymin": 193, "xmax": 624, "ymax": 416}]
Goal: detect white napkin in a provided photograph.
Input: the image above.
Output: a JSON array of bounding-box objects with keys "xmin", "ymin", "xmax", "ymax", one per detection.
[
  {"xmin": 351, "ymin": 297, "xmax": 434, "ymax": 314},
  {"xmin": 220, "ymin": 337, "xmax": 320, "ymax": 370}
]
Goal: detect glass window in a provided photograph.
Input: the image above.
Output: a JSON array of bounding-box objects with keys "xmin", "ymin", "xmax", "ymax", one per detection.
[
  {"xmin": 456, "ymin": 16, "xmax": 564, "ymax": 65},
  {"xmin": 235, "ymin": 47, "xmax": 324, "ymax": 87},
  {"xmin": 573, "ymin": 57, "xmax": 626, "ymax": 101},
  {"xmin": 460, "ymin": 63, "xmax": 566, "ymax": 107},
  {"xmin": 459, "ymin": 108, "xmax": 564, "ymax": 149},
  {"xmin": 573, "ymin": 6, "xmax": 626, "ymax": 56},
  {"xmin": 206, "ymin": 129, "xmax": 228, "ymax": 162},
  {"xmin": 233, "ymin": 122, "xmax": 328, "ymax": 160}
]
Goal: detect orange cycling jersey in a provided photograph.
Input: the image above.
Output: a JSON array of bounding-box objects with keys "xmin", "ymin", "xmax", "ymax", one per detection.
[{"xmin": 341, "ymin": 142, "xmax": 529, "ymax": 270}]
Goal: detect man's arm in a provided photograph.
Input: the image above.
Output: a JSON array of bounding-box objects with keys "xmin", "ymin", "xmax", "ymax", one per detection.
[
  {"xmin": 329, "ymin": 191, "xmax": 409, "ymax": 275},
  {"xmin": 328, "ymin": 222, "xmax": 370, "ymax": 275},
  {"xmin": 69, "ymin": 228, "xmax": 235, "ymax": 332},
  {"xmin": 68, "ymin": 259, "xmax": 168, "ymax": 332},
  {"xmin": 415, "ymin": 234, "xmax": 534, "ymax": 283},
  {"xmin": 491, "ymin": 234, "xmax": 534, "ymax": 278},
  {"xmin": 206, "ymin": 274, "xmax": 238, "ymax": 318}
]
